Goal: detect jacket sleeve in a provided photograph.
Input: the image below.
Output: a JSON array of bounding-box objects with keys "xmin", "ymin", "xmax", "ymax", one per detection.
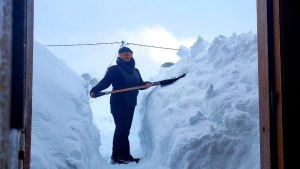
[
  {"xmin": 90, "ymin": 67, "xmax": 117, "ymax": 94},
  {"xmin": 136, "ymin": 69, "xmax": 150, "ymax": 90}
]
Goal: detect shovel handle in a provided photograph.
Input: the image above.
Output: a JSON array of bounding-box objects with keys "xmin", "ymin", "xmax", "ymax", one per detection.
[{"xmin": 94, "ymin": 74, "xmax": 185, "ymax": 98}]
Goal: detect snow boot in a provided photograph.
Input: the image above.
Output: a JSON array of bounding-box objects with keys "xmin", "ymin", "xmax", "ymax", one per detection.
[
  {"xmin": 118, "ymin": 154, "xmax": 140, "ymax": 164},
  {"xmin": 110, "ymin": 154, "xmax": 119, "ymax": 164}
]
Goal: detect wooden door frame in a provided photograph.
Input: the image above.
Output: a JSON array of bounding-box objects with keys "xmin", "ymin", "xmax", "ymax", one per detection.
[
  {"xmin": 0, "ymin": 0, "xmax": 33, "ymax": 168},
  {"xmin": 257, "ymin": 0, "xmax": 299, "ymax": 169},
  {"xmin": 2, "ymin": 0, "xmax": 298, "ymax": 168}
]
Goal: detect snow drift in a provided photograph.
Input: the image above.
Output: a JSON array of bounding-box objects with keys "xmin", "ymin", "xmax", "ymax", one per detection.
[
  {"xmin": 31, "ymin": 42, "xmax": 105, "ymax": 169},
  {"xmin": 137, "ymin": 32, "xmax": 259, "ymax": 169}
]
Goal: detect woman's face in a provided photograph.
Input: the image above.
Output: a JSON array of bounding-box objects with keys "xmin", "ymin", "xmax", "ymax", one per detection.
[{"xmin": 119, "ymin": 52, "xmax": 133, "ymax": 61}]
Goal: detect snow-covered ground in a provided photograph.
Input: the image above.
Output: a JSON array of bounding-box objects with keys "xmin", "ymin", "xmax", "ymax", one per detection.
[{"xmin": 31, "ymin": 32, "xmax": 259, "ymax": 169}]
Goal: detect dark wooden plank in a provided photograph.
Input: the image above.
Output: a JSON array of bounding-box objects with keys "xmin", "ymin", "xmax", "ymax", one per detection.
[
  {"xmin": 258, "ymin": 0, "xmax": 300, "ymax": 168},
  {"xmin": 279, "ymin": 0, "xmax": 300, "ymax": 168},
  {"xmin": 0, "ymin": 0, "xmax": 13, "ymax": 167},
  {"xmin": 24, "ymin": 0, "xmax": 34, "ymax": 168},
  {"xmin": 272, "ymin": 0, "xmax": 284, "ymax": 168},
  {"xmin": 10, "ymin": 0, "xmax": 27, "ymax": 129},
  {"xmin": 257, "ymin": 0, "xmax": 272, "ymax": 168}
]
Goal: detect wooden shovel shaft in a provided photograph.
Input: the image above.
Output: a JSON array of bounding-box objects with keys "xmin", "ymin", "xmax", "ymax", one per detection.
[
  {"xmin": 97, "ymin": 74, "xmax": 185, "ymax": 97},
  {"xmin": 108, "ymin": 82, "xmax": 160, "ymax": 94},
  {"xmin": 111, "ymin": 85, "xmax": 149, "ymax": 94}
]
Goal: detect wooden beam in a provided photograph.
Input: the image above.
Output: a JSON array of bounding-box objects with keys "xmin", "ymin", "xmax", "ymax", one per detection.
[
  {"xmin": 11, "ymin": 0, "xmax": 27, "ymax": 129},
  {"xmin": 24, "ymin": 0, "xmax": 34, "ymax": 168},
  {"xmin": 257, "ymin": 0, "xmax": 272, "ymax": 168},
  {"xmin": 272, "ymin": 0, "xmax": 284, "ymax": 168},
  {"xmin": 258, "ymin": 0, "xmax": 300, "ymax": 168},
  {"xmin": 279, "ymin": 0, "xmax": 299, "ymax": 168},
  {"xmin": 0, "ymin": 0, "xmax": 13, "ymax": 167}
]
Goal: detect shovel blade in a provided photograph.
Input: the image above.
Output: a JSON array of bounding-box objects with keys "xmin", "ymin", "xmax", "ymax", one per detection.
[{"xmin": 159, "ymin": 73, "xmax": 185, "ymax": 86}]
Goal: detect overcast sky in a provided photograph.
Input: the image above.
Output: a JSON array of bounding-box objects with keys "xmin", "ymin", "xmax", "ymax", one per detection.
[{"xmin": 34, "ymin": 0, "xmax": 257, "ymax": 80}]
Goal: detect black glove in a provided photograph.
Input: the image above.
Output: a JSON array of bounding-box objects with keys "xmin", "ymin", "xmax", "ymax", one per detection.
[{"xmin": 90, "ymin": 92, "xmax": 107, "ymax": 98}]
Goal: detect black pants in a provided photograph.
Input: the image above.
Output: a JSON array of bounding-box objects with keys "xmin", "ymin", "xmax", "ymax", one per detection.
[{"xmin": 111, "ymin": 105, "xmax": 135, "ymax": 159}]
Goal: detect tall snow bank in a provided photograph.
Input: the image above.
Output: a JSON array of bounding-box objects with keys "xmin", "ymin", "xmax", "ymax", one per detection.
[
  {"xmin": 31, "ymin": 42, "xmax": 105, "ymax": 169},
  {"xmin": 138, "ymin": 32, "xmax": 259, "ymax": 169}
]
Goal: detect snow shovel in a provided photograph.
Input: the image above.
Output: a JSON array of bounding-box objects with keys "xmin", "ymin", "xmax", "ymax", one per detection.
[{"xmin": 95, "ymin": 73, "xmax": 186, "ymax": 97}]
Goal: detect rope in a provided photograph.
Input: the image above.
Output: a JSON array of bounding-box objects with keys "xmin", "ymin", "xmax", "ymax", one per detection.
[
  {"xmin": 44, "ymin": 41, "xmax": 179, "ymax": 50},
  {"xmin": 44, "ymin": 42, "xmax": 121, "ymax": 47},
  {"xmin": 44, "ymin": 40, "xmax": 179, "ymax": 78},
  {"xmin": 103, "ymin": 41, "xmax": 125, "ymax": 76},
  {"xmin": 127, "ymin": 42, "xmax": 178, "ymax": 50}
]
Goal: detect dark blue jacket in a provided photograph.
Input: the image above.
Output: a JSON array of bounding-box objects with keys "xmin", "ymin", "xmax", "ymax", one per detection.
[{"xmin": 90, "ymin": 58, "xmax": 147, "ymax": 107}]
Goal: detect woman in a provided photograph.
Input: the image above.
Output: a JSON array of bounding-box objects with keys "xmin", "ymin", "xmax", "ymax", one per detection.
[{"xmin": 90, "ymin": 46, "xmax": 151, "ymax": 164}]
